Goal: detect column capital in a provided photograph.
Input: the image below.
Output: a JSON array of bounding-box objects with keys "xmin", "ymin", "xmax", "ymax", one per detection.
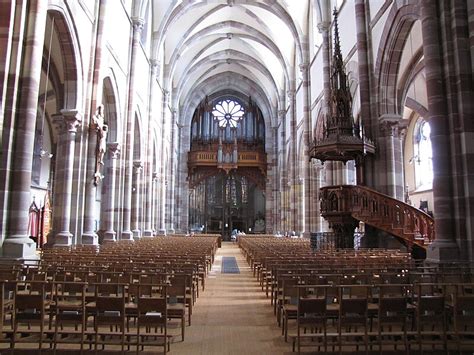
[
  {"xmin": 133, "ymin": 160, "xmax": 143, "ymax": 173},
  {"xmin": 107, "ymin": 142, "xmax": 121, "ymax": 159},
  {"xmin": 287, "ymin": 90, "xmax": 295, "ymax": 100},
  {"xmin": 317, "ymin": 22, "xmax": 330, "ymax": 33},
  {"xmin": 379, "ymin": 114, "xmax": 403, "ymax": 137},
  {"xmin": 398, "ymin": 120, "xmax": 409, "ymax": 139},
  {"xmin": 278, "ymin": 109, "xmax": 287, "ymax": 118},
  {"xmin": 52, "ymin": 110, "xmax": 82, "ymax": 135},
  {"xmin": 299, "ymin": 62, "xmax": 309, "ymax": 72},
  {"xmin": 152, "ymin": 171, "xmax": 159, "ymax": 180},
  {"xmin": 131, "ymin": 16, "xmax": 145, "ymax": 31},
  {"xmin": 150, "ymin": 59, "xmax": 160, "ymax": 76}
]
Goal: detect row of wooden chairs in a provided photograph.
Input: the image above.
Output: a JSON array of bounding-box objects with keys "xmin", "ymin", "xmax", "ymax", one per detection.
[
  {"xmin": 0, "ymin": 280, "xmax": 173, "ymax": 353},
  {"xmin": 0, "ymin": 236, "xmax": 221, "ymax": 352},
  {"xmin": 239, "ymin": 236, "xmax": 474, "ymax": 353},
  {"xmin": 291, "ymin": 283, "xmax": 474, "ymax": 354}
]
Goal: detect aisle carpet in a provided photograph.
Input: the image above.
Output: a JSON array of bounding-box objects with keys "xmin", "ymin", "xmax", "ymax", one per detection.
[{"xmin": 221, "ymin": 256, "xmax": 240, "ymax": 273}]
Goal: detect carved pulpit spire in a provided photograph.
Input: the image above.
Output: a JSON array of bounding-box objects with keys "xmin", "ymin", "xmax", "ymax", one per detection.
[{"xmin": 310, "ymin": 8, "xmax": 374, "ymax": 164}]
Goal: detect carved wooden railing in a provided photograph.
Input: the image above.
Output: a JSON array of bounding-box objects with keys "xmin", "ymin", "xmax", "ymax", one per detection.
[
  {"xmin": 320, "ymin": 185, "xmax": 435, "ymax": 248},
  {"xmin": 188, "ymin": 148, "xmax": 266, "ymax": 175}
]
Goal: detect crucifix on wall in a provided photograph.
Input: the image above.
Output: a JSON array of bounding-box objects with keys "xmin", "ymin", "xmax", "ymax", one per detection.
[{"xmin": 92, "ymin": 105, "xmax": 108, "ymax": 186}]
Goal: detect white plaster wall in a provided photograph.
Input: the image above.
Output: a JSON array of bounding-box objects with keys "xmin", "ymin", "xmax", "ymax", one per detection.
[
  {"xmin": 370, "ymin": 6, "xmax": 390, "ymax": 65},
  {"xmin": 105, "ymin": 2, "xmax": 132, "ymax": 74},
  {"xmin": 337, "ymin": 0, "xmax": 358, "ymax": 60},
  {"xmin": 369, "ymin": 0, "xmax": 389, "ymax": 22},
  {"xmin": 310, "ymin": 50, "xmax": 324, "ymax": 108}
]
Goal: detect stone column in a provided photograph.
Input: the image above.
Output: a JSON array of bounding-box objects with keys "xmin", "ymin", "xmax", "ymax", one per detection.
[
  {"xmin": 132, "ymin": 160, "xmax": 143, "ymax": 239},
  {"xmin": 121, "ymin": 17, "xmax": 144, "ymax": 241},
  {"xmin": 82, "ymin": 0, "xmax": 109, "ymax": 245},
  {"xmin": 2, "ymin": 0, "xmax": 47, "ymax": 258},
  {"xmin": 318, "ymin": 22, "xmax": 331, "ymax": 121},
  {"xmin": 287, "ymin": 88, "xmax": 298, "ymax": 232},
  {"xmin": 103, "ymin": 142, "xmax": 120, "ymax": 243},
  {"xmin": 158, "ymin": 91, "xmax": 169, "ymax": 235},
  {"xmin": 300, "ymin": 61, "xmax": 313, "ymax": 237},
  {"xmin": 379, "ymin": 116, "xmax": 402, "ymax": 198},
  {"xmin": 278, "ymin": 109, "xmax": 289, "ymax": 232},
  {"xmin": 318, "ymin": 21, "xmax": 335, "ymax": 188},
  {"xmin": 166, "ymin": 110, "xmax": 177, "ymax": 234},
  {"xmin": 143, "ymin": 60, "xmax": 159, "ymax": 237},
  {"xmin": 272, "ymin": 125, "xmax": 279, "ymax": 233},
  {"xmin": 53, "ymin": 110, "xmax": 82, "ymax": 246},
  {"xmin": 312, "ymin": 160, "xmax": 328, "ymax": 232},
  {"xmin": 421, "ymin": 0, "xmax": 459, "ymax": 261},
  {"xmin": 354, "ymin": 0, "xmax": 375, "ymax": 187},
  {"xmin": 81, "ymin": 116, "xmax": 101, "ymax": 245},
  {"xmin": 151, "ymin": 171, "xmax": 158, "ymax": 235}
]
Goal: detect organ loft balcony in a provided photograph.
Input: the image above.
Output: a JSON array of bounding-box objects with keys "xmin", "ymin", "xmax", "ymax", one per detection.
[{"xmin": 188, "ymin": 141, "xmax": 267, "ymax": 176}]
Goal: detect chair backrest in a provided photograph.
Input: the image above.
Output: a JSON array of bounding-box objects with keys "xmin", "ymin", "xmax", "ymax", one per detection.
[
  {"xmin": 138, "ymin": 296, "xmax": 167, "ymax": 326},
  {"xmin": 378, "ymin": 296, "xmax": 407, "ymax": 323},
  {"xmin": 454, "ymin": 295, "xmax": 474, "ymax": 328},
  {"xmin": 340, "ymin": 297, "xmax": 368, "ymax": 325},
  {"xmin": 299, "ymin": 297, "xmax": 326, "ymax": 316},
  {"xmin": 96, "ymin": 296, "xmax": 124, "ymax": 313}
]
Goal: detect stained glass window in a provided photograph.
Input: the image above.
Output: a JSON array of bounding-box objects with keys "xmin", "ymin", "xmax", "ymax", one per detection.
[
  {"xmin": 241, "ymin": 177, "xmax": 248, "ymax": 203},
  {"xmin": 212, "ymin": 99, "xmax": 245, "ymax": 128},
  {"xmin": 414, "ymin": 120, "xmax": 433, "ymax": 189}
]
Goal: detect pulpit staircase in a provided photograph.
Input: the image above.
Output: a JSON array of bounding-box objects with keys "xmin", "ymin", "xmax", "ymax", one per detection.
[{"xmin": 320, "ymin": 185, "xmax": 435, "ymax": 249}]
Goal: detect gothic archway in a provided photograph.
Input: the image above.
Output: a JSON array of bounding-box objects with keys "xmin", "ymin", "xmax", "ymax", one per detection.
[{"xmin": 187, "ymin": 95, "xmax": 267, "ymax": 238}]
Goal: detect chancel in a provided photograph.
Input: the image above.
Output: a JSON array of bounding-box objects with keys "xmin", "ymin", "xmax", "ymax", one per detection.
[{"xmin": 0, "ymin": 0, "xmax": 473, "ymax": 353}]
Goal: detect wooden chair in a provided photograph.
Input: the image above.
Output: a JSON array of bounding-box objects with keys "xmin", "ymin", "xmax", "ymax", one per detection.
[
  {"xmin": 377, "ymin": 293, "xmax": 408, "ymax": 352},
  {"xmin": 295, "ymin": 292, "xmax": 328, "ymax": 354},
  {"xmin": 450, "ymin": 293, "xmax": 474, "ymax": 352},
  {"xmin": 52, "ymin": 281, "xmax": 87, "ymax": 351},
  {"xmin": 92, "ymin": 283, "xmax": 127, "ymax": 353},
  {"xmin": 410, "ymin": 291, "xmax": 447, "ymax": 353},
  {"xmin": 167, "ymin": 278, "xmax": 186, "ymax": 341},
  {"xmin": 136, "ymin": 287, "xmax": 170, "ymax": 354},
  {"xmin": 338, "ymin": 294, "xmax": 369, "ymax": 353},
  {"xmin": 169, "ymin": 273, "xmax": 193, "ymax": 326},
  {"xmin": 12, "ymin": 281, "xmax": 52, "ymax": 350}
]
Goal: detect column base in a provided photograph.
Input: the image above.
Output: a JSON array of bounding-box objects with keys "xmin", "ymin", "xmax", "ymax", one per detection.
[
  {"xmin": 82, "ymin": 232, "xmax": 98, "ymax": 245},
  {"xmin": 157, "ymin": 229, "xmax": 167, "ymax": 236},
  {"xmin": 2, "ymin": 236, "xmax": 38, "ymax": 260},
  {"xmin": 425, "ymin": 239, "xmax": 460, "ymax": 263},
  {"xmin": 302, "ymin": 231, "xmax": 311, "ymax": 239},
  {"xmin": 103, "ymin": 231, "xmax": 116, "ymax": 243},
  {"xmin": 167, "ymin": 228, "xmax": 175, "ymax": 235},
  {"xmin": 121, "ymin": 230, "xmax": 134, "ymax": 242},
  {"xmin": 132, "ymin": 229, "xmax": 141, "ymax": 241},
  {"xmin": 54, "ymin": 231, "xmax": 73, "ymax": 247},
  {"xmin": 142, "ymin": 230, "xmax": 153, "ymax": 237}
]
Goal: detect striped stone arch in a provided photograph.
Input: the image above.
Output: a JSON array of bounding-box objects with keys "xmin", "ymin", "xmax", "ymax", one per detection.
[
  {"xmin": 405, "ymin": 96, "xmax": 428, "ymax": 119},
  {"xmin": 181, "ymin": 73, "xmax": 273, "ymax": 130},
  {"xmin": 313, "ymin": 105, "xmax": 324, "ymax": 141},
  {"xmin": 397, "ymin": 53, "xmax": 424, "ymax": 115},
  {"xmin": 295, "ymin": 128, "xmax": 302, "ymax": 173},
  {"xmin": 374, "ymin": 0, "xmax": 420, "ymax": 117},
  {"xmin": 346, "ymin": 60, "xmax": 360, "ymax": 120},
  {"xmin": 47, "ymin": 6, "xmax": 83, "ymax": 110},
  {"xmin": 133, "ymin": 111, "xmax": 143, "ymax": 162},
  {"xmin": 102, "ymin": 75, "xmax": 122, "ymax": 144}
]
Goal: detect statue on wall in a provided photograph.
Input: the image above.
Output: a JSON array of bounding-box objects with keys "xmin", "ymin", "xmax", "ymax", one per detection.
[{"xmin": 92, "ymin": 105, "xmax": 108, "ymax": 186}]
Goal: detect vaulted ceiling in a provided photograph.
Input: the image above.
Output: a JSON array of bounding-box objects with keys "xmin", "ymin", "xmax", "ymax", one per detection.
[{"xmin": 140, "ymin": 0, "xmax": 332, "ymax": 123}]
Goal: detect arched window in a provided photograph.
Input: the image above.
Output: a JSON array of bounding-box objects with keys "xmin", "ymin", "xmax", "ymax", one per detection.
[
  {"xmin": 414, "ymin": 120, "xmax": 433, "ymax": 189},
  {"xmin": 212, "ymin": 99, "xmax": 245, "ymax": 128}
]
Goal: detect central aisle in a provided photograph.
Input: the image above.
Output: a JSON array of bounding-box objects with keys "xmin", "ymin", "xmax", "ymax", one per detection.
[{"xmin": 171, "ymin": 242, "xmax": 290, "ymax": 355}]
